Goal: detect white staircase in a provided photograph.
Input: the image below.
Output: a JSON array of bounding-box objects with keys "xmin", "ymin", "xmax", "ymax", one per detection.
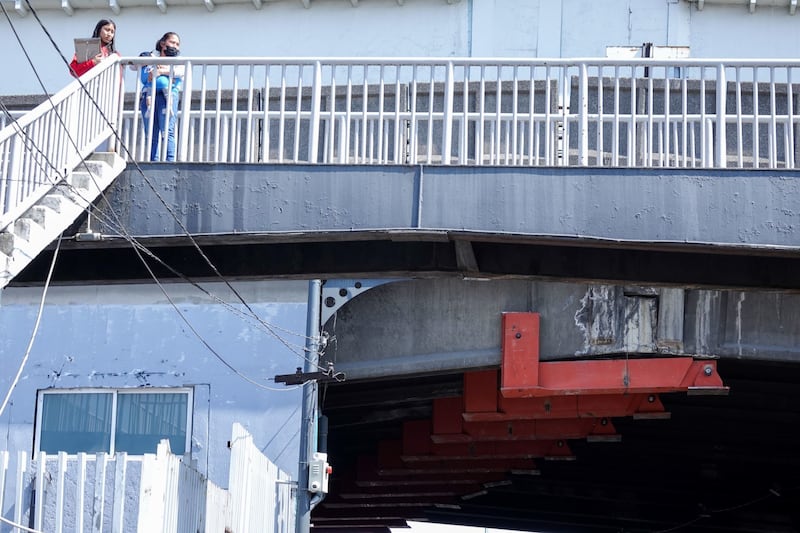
[{"xmin": 0, "ymin": 152, "xmax": 126, "ymax": 289}]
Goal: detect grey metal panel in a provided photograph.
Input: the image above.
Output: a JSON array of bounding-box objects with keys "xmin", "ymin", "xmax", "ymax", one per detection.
[
  {"xmin": 419, "ymin": 166, "xmax": 800, "ymax": 247},
  {"xmin": 107, "ymin": 164, "xmax": 800, "ymax": 251},
  {"xmin": 107, "ymin": 165, "xmax": 420, "ymax": 236}
]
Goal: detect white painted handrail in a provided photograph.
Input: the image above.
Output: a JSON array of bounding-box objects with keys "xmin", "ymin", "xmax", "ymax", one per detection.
[
  {"xmin": 3, "ymin": 56, "xmax": 800, "ymax": 234},
  {"xmin": 118, "ymin": 56, "xmax": 800, "ymax": 169},
  {"xmin": 0, "ymin": 56, "xmax": 121, "ymax": 232}
]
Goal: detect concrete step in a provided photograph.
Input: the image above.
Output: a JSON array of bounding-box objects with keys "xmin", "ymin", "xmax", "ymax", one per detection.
[{"xmin": 0, "ymin": 151, "xmax": 126, "ymax": 289}]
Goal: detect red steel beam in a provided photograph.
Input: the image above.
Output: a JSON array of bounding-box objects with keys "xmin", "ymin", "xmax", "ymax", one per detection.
[
  {"xmin": 465, "ymin": 391, "xmax": 668, "ymax": 421},
  {"xmin": 459, "ymin": 417, "xmax": 618, "ymax": 441},
  {"xmin": 401, "ymin": 420, "xmax": 574, "ymax": 459},
  {"xmin": 432, "ymin": 396, "xmax": 464, "ymax": 434},
  {"xmin": 501, "ymin": 312, "xmax": 728, "ymax": 397},
  {"xmin": 381, "ymin": 437, "xmax": 540, "ymax": 471}
]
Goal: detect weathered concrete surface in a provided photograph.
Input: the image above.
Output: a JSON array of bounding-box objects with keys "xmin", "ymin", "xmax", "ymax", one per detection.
[
  {"xmin": 103, "ymin": 164, "xmax": 800, "ymax": 250},
  {"xmin": 321, "ymin": 278, "xmax": 800, "ymax": 380},
  {"xmin": 16, "ymin": 162, "xmax": 793, "ymax": 289}
]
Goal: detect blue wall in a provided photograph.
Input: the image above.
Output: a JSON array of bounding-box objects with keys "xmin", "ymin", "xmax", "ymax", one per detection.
[{"xmin": 0, "ymin": 280, "xmax": 308, "ymax": 485}]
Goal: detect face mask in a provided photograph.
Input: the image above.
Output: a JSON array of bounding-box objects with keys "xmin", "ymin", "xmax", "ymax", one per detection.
[{"xmin": 164, "ymin": 46, "xmax": 179, "ymax": 57}]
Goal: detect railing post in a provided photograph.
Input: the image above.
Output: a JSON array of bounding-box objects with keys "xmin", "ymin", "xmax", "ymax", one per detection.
[
  {"xmin": 111, "ymin": 62, "xmax": 125, "ymax": 154},
  {"xmin": 14, "ymin": 451, "xmax": 26, "ymax": 532},
  {"xmin": 178, "ymin": 60, "xmax": 192, "ymax": 162},
  {"xmin": 442, "ymin": 61, "xmax": 454, "ymax": 165},
  {"xmin": 309, "ymin": 61, "xmax": 323, "ymax": 164},
  {"xmin": 715, "ymin": 63, "xmax": 727, "ymax": 168},
  {"xmin": 579, "ymin": 62, "xmax": 589, "ymax": 166}
]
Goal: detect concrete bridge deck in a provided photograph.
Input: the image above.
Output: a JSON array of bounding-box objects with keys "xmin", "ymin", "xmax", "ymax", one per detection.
[{"xmin": 14, "ymin": 163, "xmax": 800, "ymax": 290}]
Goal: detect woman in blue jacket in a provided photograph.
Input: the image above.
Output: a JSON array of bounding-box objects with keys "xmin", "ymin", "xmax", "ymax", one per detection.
[{"xmin": 140, "ymin": 32, "xmax": 183, "ymax": 161}]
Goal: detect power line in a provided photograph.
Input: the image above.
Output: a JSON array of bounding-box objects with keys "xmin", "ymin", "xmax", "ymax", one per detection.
[
  {"xmin": 0, "ymin": 235, "xmax": 61, "ymax": 418},
  {"xmin": 7, "ymin": 0, "xmax": 317, "ymax": 361},
  {"xmin": 0, "ymin": 26, "xmax": 317, "ymax": 396}
]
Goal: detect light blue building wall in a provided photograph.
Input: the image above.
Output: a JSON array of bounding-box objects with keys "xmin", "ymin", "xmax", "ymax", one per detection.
[
  {"xmin": 0, "ymin": 280, "xmax": 307, "ymax": 485},
  {"xmin": 3, "ymin": 0, "xmax": 800, "ymax": 96}
]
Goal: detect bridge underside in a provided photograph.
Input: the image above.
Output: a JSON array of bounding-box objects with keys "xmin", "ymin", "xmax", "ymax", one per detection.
[
  {"xmin": 12, "ymin": 163, "xmax": 800, "ymax": 289},
  {"xmin": 310, "ymin": 278, "xmax": 800, "ymax": 531},
  {"xmin": 13, "ymin": 234, "xmax": 800, "ymax": 290},
  {"xmin": 318, "ymin": 357, "xmax": 800, "ymax": 533},
  {"xmin": 10, "ymin": 163, "xmax": 800, "ymax": 532}
]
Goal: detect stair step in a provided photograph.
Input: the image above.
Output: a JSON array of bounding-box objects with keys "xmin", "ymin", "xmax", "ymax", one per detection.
[
  {"xmin": 39, "ymin": 195, "xmax": 64, "ymax": 214},
  {"xmin": 0, "ymin": 232, "xmax": 13, "ymax": 256},
  {"xmin": 1, "ymin": 151, "xmax": 126, "ymax": 289}
]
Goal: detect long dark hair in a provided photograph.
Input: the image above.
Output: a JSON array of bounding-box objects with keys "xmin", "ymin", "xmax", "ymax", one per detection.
[{"xmin": 92, "ymin": 18, "xmax": 116, "ymax": 53}]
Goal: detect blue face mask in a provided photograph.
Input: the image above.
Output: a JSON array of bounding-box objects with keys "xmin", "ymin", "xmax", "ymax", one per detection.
[{"xmin": 164, "ymin": 46, "xmax": 179, "ymax": 57}]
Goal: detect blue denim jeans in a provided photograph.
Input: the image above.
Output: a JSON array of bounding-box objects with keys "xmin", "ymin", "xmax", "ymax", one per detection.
[{"xmin": 140, "ymin": 89, "xmax": 178, "ymax": 161}]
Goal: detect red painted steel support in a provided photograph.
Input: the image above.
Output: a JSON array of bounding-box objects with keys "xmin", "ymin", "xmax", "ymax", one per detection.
[
  {"xmin": 463, "ymin": 370, "xmax": 498, "ymax": 413},
  {"xmin": 402, "ymin": 419, "xmax": 574, "ymax": 460},
  {"xmin": 460, "ymin": 417, "xmax": 617, "ymax": 441},
  {"xmin": 432, "ymin": 396, "xmax": 464, "ymax": 434},
  {"xmin": 465, "ymin": 369, "xmax": 670, "ymax": 420},
  {"xmin": 501, "ymin": 312, "xmax": 728, "ymax": 398}
]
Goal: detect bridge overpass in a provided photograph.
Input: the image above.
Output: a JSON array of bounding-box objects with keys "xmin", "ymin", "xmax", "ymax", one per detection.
[
  {"xmin": 3, "ymin": 56, "xmax": 800, "ymax": 532},
  {"xmin": 14, "ymin": 160, "xmax": 800, "ymax": 533}
]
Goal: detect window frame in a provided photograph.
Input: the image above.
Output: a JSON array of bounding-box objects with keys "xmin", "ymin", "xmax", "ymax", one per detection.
[{"xmin": 34, "ymin": 387, "xmax": 193, "ymax": 456}]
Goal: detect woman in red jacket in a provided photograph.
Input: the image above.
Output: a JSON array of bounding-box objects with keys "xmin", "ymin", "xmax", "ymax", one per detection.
[{"xmin": 69, "ymin": 19, "xmax": 118, "ymax": 78}]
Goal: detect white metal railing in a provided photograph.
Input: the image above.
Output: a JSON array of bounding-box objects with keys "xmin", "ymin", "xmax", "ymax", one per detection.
[
  {"xmin": 0, "ymin": 58, "xmax": 122, "ymax": 232},
  {"xmin": 4, "ymin": 57, "xmax": 800, "ymax": 232},
  {"xmin": 0, "ymin": 423, "xmax": 295, "ymax": 533},
  {"xmin": 117, "ymin": 57, "xmax": 800, "ymax": 168}
]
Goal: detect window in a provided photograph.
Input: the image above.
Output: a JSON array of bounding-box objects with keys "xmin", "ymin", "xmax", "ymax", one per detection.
[{"xmin": 35, "ymin": 388, "xmax": 192, "ymax": 455}]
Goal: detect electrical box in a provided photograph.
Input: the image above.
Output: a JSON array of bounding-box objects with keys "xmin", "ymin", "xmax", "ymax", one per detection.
[{"xmin": 308, "ymin": 452, "xmax": 332, "ymax": 493}]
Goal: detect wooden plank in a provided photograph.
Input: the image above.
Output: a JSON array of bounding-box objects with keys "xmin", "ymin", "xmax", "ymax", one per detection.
[
  {"xmin": 136, "ymin": 451, "xmax": 163, "ymax": 532},
  {"xmin": 76, "ymin": 452, "xmax": 87, "ymax": 533},
  {"xmin": 14, "ymin": 451, "xmax": 27, "ymax": 531},
  {"xmin": 34, "ymin": 451, "xmax": 46, "ymax": 530},
  {"xmin": 111, "ymin": 452, "xmax": 127, "ymax": 533},
  {"xmin": 0, "ymin": 451, "xmax": 8, "ymax": 519},
  {"xmin": 92, "ymin": 453, "xmax": 107, "ymax": 533},
  {"xmin": 55, "ymin": 452, "xmax": 67, "ymax": 533}
]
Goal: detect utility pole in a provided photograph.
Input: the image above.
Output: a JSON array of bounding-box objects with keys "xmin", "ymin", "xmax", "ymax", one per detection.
[{"xmin": 296, "ymin": 279, "xmax": 322, "ymax": 533}]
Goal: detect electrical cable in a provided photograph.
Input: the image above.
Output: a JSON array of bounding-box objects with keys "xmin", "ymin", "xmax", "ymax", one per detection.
[
  {"xmin": 5, "ymin": 0, "xmax": 317, "ymax": 361},
  {"xmin": 260, "ymin": 404, "xmax": 301, "ymax": 454},
  {"xmin": 0, "ymin": 117, "xmax": 305, "ymax": 394},
  {"xmin": 652, "ymin": 487, "xmax": 784, "ymax": 533},
  {"xmin": 1, "ymin": 3, "xmax": 322, "ymax": 384},
  {"xmin": 0, "ymin": 515, "xmax": 44, "ymax": 533},
  {"xmin": 0, "ymin": 235, "xmax": 61, "ymax": 418},
  {"xmin": 0, "ymin": 101, "xmax": 294, "ymax": 392}
]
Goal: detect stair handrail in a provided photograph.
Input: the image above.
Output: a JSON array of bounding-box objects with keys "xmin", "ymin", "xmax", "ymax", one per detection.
[{"xmin": 0, "ymin": 56, "xmax": 123, "ymax": 233}]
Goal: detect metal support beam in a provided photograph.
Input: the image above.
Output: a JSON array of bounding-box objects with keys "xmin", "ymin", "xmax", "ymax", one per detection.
[
  {"xmin": 296, "ymin": 280, "xmax": 323, "ymax": 533},
  {"xmin": 462, "ymin": 370, "xmax": 669, "ymax": 421},
  {"xmin": 500, "ymin": 312, "xmax": 729, "ymax": 397}
]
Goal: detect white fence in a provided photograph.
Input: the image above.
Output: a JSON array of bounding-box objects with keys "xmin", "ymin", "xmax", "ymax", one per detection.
[{"xmin": 0, "ymin": 423, "xmax": 295, "ymax": 533}]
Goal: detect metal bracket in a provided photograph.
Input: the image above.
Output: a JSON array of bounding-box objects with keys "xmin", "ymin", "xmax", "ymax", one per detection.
[
  {"xmin": 320, "ymin": 279, "xmax": 402, "ymax": 325},
  {"xmin": 274, "ymin": 362, "xmax": 345, "ymax": 386}
]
